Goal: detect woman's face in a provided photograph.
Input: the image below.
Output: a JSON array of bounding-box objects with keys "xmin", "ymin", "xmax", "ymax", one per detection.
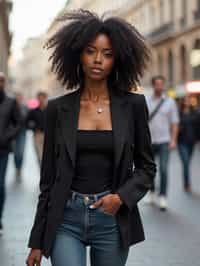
[{"xmin": 80, "ymin": 33, "xmax": 114, "ymax": 81}]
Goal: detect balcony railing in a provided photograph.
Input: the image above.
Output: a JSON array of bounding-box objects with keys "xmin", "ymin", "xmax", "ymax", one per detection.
[{"xmin": 146, "ymin": 22, "xmax": 174, "ymax": 44}]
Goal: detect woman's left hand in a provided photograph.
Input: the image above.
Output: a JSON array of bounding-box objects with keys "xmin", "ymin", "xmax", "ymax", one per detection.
[{"xmin": 90, "ymin": 194, "xmax": 123, "ymax": 216}]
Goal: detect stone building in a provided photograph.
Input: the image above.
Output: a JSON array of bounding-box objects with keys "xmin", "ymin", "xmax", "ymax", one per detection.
[
  {"xmin": 116, "ymin": 0, "xmax": 200, "ymax": 96},
  {"xmin": 0, "ymin": 0, "xmax": 12, "ymax": 76}
]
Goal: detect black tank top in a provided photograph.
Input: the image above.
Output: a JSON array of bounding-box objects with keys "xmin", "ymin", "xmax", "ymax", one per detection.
[{"xmin": 71, "ymin": 130, "xmax": 114, "ymax": 194}]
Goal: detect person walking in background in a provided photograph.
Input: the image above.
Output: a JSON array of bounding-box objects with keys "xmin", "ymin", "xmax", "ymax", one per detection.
[
  {"xmin": 26, "ymin": 10, "xmax": 156, "ymax": 266},
  {"xmin": 177, "ymin": 96, "xmax": 198, "ymax": 193},
  {"xmin": 13, "ymin": 92, "xmax": 28, "ymax": 180},
  {"xmin": 0, "ymin": 72, "xmax": 22, "ymax": 234},
  {"xmin": 26, "ymin": 92, "xmax": 47, "ymax": 166},
  {"xmin": 194, "ymin": 103, "xmax": 200, "ymax": 143},
  {"xmin": 145, "ymin": 75, "xmax": 179, "ymax": 211}
]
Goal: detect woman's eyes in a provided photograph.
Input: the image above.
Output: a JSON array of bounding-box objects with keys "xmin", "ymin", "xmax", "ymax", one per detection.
[
  {"xmin": 86, "ymin": 48, "xmax": 95, "ymax": 54},
  {"xmin": 85, "ymin": 48, "xmax": 113, "ymax": 58},
  {"xmin": 104, "ymin": 53, "xmax": 113, "ymax": 58}
]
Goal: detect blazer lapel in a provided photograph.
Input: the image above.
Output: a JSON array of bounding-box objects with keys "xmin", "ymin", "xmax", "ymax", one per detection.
[
  {"xmin": 58, "ymin": 88, "xmax": 130, "ymax": 172},
  {"xmin": 58, "ymin": 90, "xmax": 81, "ymax": 168},
  {"xmin": 110, "ymin": 89, "xmax": 130, "ymax": 172}
]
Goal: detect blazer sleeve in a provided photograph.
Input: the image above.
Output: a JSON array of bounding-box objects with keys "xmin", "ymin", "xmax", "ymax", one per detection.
[
  {"xmin": 28, "ymin": 100, "xmax": 56, "ymax": 249},
  {"xmin": 4, "ymin": 99, "xmax": 22, "ymax": 142},
  {"xmin": 117, "ymin": 95, "xmax": 156, "ymax": 211}
]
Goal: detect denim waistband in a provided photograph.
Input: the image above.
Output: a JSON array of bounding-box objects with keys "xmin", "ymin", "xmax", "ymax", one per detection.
[{"xmin": 70, "ymin": 190, "xmax": 111, "ymax": 202}]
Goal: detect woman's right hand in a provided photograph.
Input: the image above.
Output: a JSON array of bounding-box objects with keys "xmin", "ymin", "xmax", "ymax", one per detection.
[{"xmin": 26, "ymin": 249, "xmax": 42, "ymax": 266}]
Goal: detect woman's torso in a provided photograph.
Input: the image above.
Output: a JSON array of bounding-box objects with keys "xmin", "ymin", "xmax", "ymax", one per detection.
[
  {"xmin": 71, "ymin": 93, "xmax": 114, "ymax": 194},
  {"xmin": 178, "ymin": 111, "xmax": 197, "ymax": 145}
]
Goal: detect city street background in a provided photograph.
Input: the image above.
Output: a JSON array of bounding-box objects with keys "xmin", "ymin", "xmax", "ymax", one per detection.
[
  {"xmin": 0, "ymin": 132, "xmax": 200, "ymax": 266},
  {"xmin": 1, "ymin": 0, "xmax": 200, "ymax": 265}
]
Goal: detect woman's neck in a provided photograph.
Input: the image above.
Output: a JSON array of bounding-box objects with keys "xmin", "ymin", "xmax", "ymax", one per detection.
[{"xmin": 82, "ymin": 79, "xmax": 109, "ymax": 101}]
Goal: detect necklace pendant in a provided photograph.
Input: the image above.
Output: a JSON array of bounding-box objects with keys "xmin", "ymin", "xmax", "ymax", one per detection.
[{"xmin": 97, "ymin": 107, "xmax": 103, "ymax": 114}]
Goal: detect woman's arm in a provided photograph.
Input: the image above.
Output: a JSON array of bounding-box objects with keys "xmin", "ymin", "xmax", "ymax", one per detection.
[
  {"xmin": 117, "ymin": 95, "xmax": 156, "ymax": 210},
  {"xmin": 28, "ymin": 100, "xmax": 56, "ymax": 249}
]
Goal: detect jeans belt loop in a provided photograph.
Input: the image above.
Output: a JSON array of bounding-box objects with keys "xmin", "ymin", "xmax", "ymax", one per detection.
[
  {"xmin": 71, "ymin": 191, "xmax": 76, "ymax": 201},
  {"xmin": 94, "ymin": 194, "xmax": 98, "ymax": 202}
]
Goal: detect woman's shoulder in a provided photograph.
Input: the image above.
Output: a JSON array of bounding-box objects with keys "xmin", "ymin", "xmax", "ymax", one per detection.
[
  {"xmin": 124, "ymin": 91, "xmax": 146, "ymax": 106},
  {"xmin": 47, "ymin": 90, "xmax": 79, "ymax": 108}
]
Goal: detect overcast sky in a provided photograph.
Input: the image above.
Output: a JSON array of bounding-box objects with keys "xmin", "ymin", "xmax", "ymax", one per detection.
[{"xmin": 10, "ymin": 0, "xmax": 67, "ymax": 58}]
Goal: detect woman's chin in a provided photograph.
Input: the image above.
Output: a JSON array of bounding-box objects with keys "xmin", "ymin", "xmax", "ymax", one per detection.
[{"xmin": 87, "ymin": 75, "xmax": 106, "ymax": 82}]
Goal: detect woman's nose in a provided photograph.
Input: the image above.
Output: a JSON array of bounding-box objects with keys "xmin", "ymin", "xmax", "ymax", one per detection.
[{"xmin": 94, "ymin": 52, "xmax": 102, "ymax": 63}]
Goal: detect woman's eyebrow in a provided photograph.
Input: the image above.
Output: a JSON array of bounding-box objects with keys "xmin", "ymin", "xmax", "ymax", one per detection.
[{"xmin": 87, "ymin": 45, "xmax": 113, "ymax": 51}]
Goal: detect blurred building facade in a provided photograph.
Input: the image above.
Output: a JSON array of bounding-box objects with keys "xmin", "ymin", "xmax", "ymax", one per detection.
[
  {"xmin": 116, "ymin": 0, "xmax": 200, "ymax": 96},
  {"xmin": 12, "ymin": 0, "xmax": 200, "ymax": 99},
  {"xmin": 66, "ymin": 0, "xmax": 128, "ymax": 15},
  {"xmin": 11, "ymin": 37, "xmax": 53, "ymax": 99},
  {"xmin": 0, "ymin": 0, "xmax": 12, "ymax": 76}
]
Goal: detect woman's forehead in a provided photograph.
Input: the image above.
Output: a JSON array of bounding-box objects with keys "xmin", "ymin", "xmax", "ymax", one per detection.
[{"xmin": 88, "ymin": 33, "xmax": 113, "ymax": 49}]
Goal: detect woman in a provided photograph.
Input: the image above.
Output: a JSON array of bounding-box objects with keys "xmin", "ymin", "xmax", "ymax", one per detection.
[
  {"xmin": 178, "ymin": 96, "xmax": 197, "ymax": 192},
  {"xmin": 26, "ymin": 10, "xmax": 156, "ymax": 266}
]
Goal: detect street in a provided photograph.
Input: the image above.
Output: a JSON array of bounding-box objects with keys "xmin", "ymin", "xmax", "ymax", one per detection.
[{"xmin": 0, "ymin": 132, "xmax": 200, "ymax": 266}]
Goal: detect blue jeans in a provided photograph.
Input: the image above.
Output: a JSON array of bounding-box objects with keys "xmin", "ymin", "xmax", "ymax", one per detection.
[
  {"xmin": 178, "ymin": 143, "xmax": 194, "ymax": 189},
  {"xmin": 13, "ymin": 129, "xmax": 26, "ymax": 170},
  {"xmin": 51, "ymin": 190, "xmax": 129, "ymax": 266},
  {"xmin": 0, "ymin": 153, "xmax": 9, "ymax": 221},
  {"xmin": 151, "ymin": 143, "xmax": 169, "ymax": 196}
]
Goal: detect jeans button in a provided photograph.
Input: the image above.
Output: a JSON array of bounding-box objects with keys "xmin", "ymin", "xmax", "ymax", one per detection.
[{"xmin": 84, "ymin": 196, "xmax": 90, "ymax": 204}]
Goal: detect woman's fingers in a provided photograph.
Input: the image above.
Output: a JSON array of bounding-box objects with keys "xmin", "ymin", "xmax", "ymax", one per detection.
[
  {"xmin": 26, "ymin": 249, "xmax": 42, "ymax": 266},
  {"xmin": 90, "ymin": 198, "xmax": 103, "ymax": 209}
]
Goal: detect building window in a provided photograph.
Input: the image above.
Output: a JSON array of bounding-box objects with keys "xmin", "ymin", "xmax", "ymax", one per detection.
[
  {"xmin": 191, "ymin": 39, "xmax": 200, "ymax": 79},
  {"xmin": 150, "ymin": 5, "xmax": 155, "ymax": 29},
  {"xmin": 169, "ymin": 0, "xmax": 174, "ymax": 21},
  {"xmin": 158, "ymin": 53, "xmax": 163, "ymax": 75},
  {"xmin": 198, "ymin": 0, "xmax": 200, "ymax": 10},
  {"xmin": 180, "ymin": 0, "xmax": 187, "ymax": 26},
  {"xmin": 180, "ymin": 45, "xmax": 187, "ymax": 82},
  {"xmin": 160, "ymin": 0, "xmax": 164, "ymax": 25},
  {"xmin": 194, "ymin": 0, "xmax": 200, "ymax": 20},
  {"xmin": 168, "ymin": 50, "xmax": 174, "ymax": 87}
]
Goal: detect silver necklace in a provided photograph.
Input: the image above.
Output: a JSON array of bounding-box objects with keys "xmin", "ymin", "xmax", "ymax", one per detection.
[{"xmin": 97, "ymin": 107, "xmax": 103, "ymax": 114}]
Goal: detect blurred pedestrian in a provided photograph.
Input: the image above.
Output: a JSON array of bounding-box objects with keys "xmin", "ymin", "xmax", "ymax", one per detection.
[
  {"xmin": 0, "ymin": 72, "xmax": 22, "ymax": 234},
  {"xmin": 26, "ymin": 92, "xmax": 47, "ymax": 166},
  {"xmin": 177, "ymin": 96, "xmax": 198, "ymax": 192},
  {"xmin": 13, "ymin": 92, "xmax": 28, "ymax": 180},
  {"xmin": 194, "ymin": 104, "xmax": 200, "ymax": 143},
  {"xmin": 145, "ymin": 75, "xmax": 179, "ymax": 211},
  {"xmin": 26, "ymin": 10, "xmax": 156, "ymax": 266}
]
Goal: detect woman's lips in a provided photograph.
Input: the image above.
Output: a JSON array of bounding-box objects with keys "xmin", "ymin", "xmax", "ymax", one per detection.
[{"xmin": 90, "ymin": 68, "xmax": 103, "ymax": 74}]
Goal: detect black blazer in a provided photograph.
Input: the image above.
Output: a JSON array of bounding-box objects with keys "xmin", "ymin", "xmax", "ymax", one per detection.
[
  {"xmin": 0, "ymin": 95, "xmax": 22, "ymax": 153},
  {"xmin": 28, "ymin": 88, "xmax": 156, "ymax": 258}
]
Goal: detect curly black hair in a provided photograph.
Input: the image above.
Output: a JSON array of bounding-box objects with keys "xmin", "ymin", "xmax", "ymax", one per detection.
[{"xmin": 45, "ymin": 9, "xmax": 151, "ymax": 91}]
